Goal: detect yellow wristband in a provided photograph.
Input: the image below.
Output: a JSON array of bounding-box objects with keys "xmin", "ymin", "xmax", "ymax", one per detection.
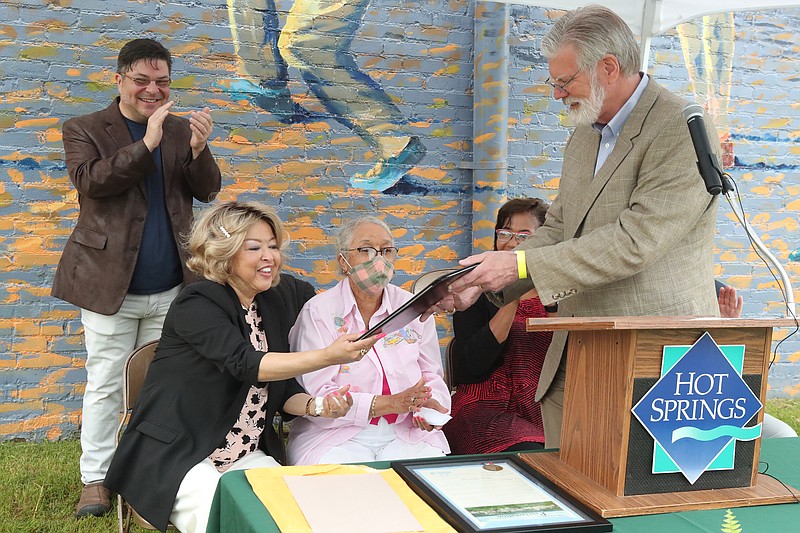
[{"xmin": 515, "ymin": 250, "xmax": 527, "ymax": 279}]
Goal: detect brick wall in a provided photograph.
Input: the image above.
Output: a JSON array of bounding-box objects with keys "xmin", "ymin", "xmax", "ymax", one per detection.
[{"xmin": 1, "ymin": 0, "xmax": 797, "ymax": 441}]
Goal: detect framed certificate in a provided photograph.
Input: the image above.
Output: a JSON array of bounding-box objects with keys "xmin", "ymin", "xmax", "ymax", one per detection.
[{"xmin": 391, "ymin": 455, "xmax": 612, "ymax": 532}]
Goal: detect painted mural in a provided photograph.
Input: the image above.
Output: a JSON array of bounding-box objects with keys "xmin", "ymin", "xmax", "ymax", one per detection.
[
  {"xmin": 0, "ymin": 1, "xmax": 798, "ymax": 442},
  {"xmin": 224, "ymin": 0, "xmax": 426, "ymax": 192}
]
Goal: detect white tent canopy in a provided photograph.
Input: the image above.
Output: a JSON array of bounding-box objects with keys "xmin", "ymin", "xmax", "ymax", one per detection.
[{"xmin": 487, "ymin": 1, "xmax": 800, "ymax": 70}]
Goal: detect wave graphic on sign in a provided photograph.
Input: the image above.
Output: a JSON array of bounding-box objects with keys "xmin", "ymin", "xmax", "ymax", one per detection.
[{"xmin": 672, "ymin": 423, "xmax": 762, "ymax": 443}]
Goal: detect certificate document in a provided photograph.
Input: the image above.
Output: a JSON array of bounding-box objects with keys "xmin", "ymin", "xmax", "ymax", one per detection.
[{"xmin": 413, "ymin": 460, "xmax": 584, "ymax": 530}]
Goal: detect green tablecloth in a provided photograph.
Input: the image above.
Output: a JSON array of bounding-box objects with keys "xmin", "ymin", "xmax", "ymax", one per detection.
[{"xmin": 207, "ymin": 438, "xmax": 800, "ymax": 533}]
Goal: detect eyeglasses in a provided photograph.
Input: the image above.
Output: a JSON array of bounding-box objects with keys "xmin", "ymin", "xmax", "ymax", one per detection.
[
  {"xmin": 496, "ymin": 229, "xmax": 532, "ymax": 243},
  {"xmin": 121, "ymin": 73, "xmax": 171, "ymax": 88},
  {"xmin": 346, "ymin": 246, "xmax": 398, "ymax": 260},
  {"xmin": 544, "ymin": 70, "xmax": 581, "ymax": 93}
]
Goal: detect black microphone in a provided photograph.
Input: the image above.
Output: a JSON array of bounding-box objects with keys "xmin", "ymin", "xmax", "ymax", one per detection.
[{"xmin": 682, "ymin": 103, "xmax": 724, "ymax": 195}]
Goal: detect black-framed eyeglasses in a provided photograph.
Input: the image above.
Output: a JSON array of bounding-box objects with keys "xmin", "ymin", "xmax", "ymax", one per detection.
[
  {"xmin": 496, "ymin": 229, "xmax": 532, "ymax": 243},
  {"xmin": 346, "ymin": 246, "xmax": 398, "ymax": 260},
  {"xmin": 544, "ymin": 70, "xmax": 581, "ymax": 93},
  {"xmin": 121, "ymin": 73, "xmax": 171, "ymax": 88}
]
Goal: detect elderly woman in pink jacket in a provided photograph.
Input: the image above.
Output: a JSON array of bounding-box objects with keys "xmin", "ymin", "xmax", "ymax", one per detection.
[{"xmin": 287, "ymin": 216, "xmax": 450, "ymax": 465}]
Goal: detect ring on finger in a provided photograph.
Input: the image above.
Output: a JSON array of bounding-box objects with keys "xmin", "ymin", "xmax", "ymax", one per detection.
[{"xmin": 359, "ymin": 348, "xmax": 368, "ymax": 356}]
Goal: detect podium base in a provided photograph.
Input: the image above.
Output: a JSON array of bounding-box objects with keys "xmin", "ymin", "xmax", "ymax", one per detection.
[{"xmin": 518, "ymin": 452, "xmax": 800, "ymax": 518}]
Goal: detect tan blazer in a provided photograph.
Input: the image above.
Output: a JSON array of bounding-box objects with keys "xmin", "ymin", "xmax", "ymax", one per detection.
[
  {"xmin": 497, "ymin": 80, "xmax": 720, "ymax": 402},
  {"xmin": 51, "ymin": 98, "xmax": 221, "ymax": 315}
]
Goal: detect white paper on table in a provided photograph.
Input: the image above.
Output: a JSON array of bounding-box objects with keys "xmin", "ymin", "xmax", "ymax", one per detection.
[{"xmin": 284, "ymin": 472, "xmax": 424, "ymax": 533}]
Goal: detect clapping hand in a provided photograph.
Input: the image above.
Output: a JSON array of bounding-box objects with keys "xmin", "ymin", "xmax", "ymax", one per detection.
[
  {"xmin": 189, "ymin": 107, "xmax": 213, "ymax": 159},
  {"xmin": 143, "ymin": 100, "xmax": 174, "ymax": 151}
]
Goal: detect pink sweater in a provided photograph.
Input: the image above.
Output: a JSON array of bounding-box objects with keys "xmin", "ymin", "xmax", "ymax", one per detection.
[{"xmin": 287, "ymin": 279, "xmax": 450, "ymax": 465}]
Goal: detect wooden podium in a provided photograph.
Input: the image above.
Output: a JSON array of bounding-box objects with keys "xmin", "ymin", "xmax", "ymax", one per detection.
[{"xmin": 520, "ymin": 316, "xmax": 800, "ymax": 517}]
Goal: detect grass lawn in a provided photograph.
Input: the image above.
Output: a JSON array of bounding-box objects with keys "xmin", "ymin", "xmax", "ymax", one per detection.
[
  {"xmin": 1, "ymin": 400, "xmax": 798, "ymax": 532},
  {"xmin": 0, "ymin": 439, "xmax": 119, "ymax": 533}
]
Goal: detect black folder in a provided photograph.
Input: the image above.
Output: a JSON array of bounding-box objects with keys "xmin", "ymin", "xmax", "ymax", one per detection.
[{"xmin": 358, "ymin": 264, "xmax": 478, "ymax": 340}]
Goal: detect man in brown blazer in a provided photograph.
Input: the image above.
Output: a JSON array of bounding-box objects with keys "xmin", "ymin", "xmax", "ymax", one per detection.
[
  {"xmin": 430, "ymin": 6, "xmax": 720, "ymax": 447},
  {"xmin": 51, "ymin": 38, "xmax": 221, "ymax": 517}
]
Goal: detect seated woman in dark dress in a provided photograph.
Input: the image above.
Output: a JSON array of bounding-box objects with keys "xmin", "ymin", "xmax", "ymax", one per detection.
[
  {"xmin": 443, "ymin": 198, "xmax": 553, "ymax": 454},
  {"xmin": 104, "ymin": 201, "xmax": 377, "ymax": 533}
]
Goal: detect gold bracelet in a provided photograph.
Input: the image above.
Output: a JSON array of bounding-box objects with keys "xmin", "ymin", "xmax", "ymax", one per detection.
[
  {"xmin": 515, "ymin": 249, "xmax": 527, "ymax": 279},
  {"xmin": 305, "ymin": 396, "xmax": 315, "ymax": 417},
  {"xmin": 369, "ymin": 395, "xmax": 378, "ymax": 420}
]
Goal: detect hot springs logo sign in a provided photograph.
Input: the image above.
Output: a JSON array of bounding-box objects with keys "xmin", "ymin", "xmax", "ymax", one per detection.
[{"xmin": 631, "ymin": 332, "xmax": 763, "ymax": 484}]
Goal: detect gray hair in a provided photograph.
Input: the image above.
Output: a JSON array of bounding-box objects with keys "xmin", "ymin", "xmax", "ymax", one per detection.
[
  {"xmin": 335, "ymin": 216, "xmax": 394, "ymax": 273},
  {"xmin": 540, "ymin": 5, "xmax": 640, "ymax": 77}
]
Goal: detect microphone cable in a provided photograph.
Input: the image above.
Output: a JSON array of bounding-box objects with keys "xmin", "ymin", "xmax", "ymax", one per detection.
[{"xmin": 722, "ymin": 173, "xmax": 799, "ymax": 371}]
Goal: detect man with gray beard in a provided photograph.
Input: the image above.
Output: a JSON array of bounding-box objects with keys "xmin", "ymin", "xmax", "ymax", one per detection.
[{"xmin": 425, "ymin": 5, "xmax": 721, "ymax": 447}]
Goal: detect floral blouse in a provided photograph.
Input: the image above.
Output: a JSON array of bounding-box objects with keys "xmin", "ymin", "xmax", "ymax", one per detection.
[{"xmin": 208, "ymin": 302, "xmax": 270, "ymax": 472}]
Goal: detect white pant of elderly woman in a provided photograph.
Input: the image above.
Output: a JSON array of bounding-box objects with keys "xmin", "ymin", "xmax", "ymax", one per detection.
[
  {"xmin": 170, "ymin": 450, "xmax": 279, "ymax": 533},
  {"xmin": 318, "ymin": 417, "xmax": 446, "ymax": 463}
]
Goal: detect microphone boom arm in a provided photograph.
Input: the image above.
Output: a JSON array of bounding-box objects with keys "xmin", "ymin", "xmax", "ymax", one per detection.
[{"xmin": 724, "ymin": 190, "xmax": 796, "ymax": 318}]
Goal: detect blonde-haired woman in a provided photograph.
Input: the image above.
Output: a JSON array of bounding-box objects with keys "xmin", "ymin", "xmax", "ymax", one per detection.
[{"xmin": 105, "ymin": 201, "xmax": 377, "ymax": 533}]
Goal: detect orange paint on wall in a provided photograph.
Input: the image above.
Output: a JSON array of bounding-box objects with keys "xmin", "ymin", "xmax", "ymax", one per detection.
[
  {"xmin": 439, "ymin": 229, "xmax": 464, "ymax": 240},
  {"xmin": 425, "ymin": 246, "xmax": 457, "ymax": 261},
  {"xmin": 0, "ymin": 412, "xmax": 79, "ymax": 438},
  {"xmin": 9, "ymin": 251, "xmax": 62, "ymax": 267},
  {"xmin": 444, "ymin": 140, "xmax": 471, "ymax": 150},
  {"xmin": 474, "ymin": 236, "xmax": 493, "ymax": 251},
  {"xmin": 400, "ymin": 244, "xmax": 426, "ymax": 258},
  {"xmin": 0, "ymin": 24, "xmax": 18, "ymax": 40},
  {"xmin": 380, "ymin": 201, "xmax": 458, "ymax": 219},
  {"xmin": 42, "ymin": 127, "xmax": 63, "ymax": 143},
  {"xmin": 16, "ymin": 117, "xmax": 60, "ymax": 128},
  {"xmin": 409, "ymin": 166, "xmax": 447, "ymax": 181},
  {"xmin": 25, "ymin": 19, "xmax": 71, "ymax": 35},
  {"xmin": 474, "ymin": 132, "xmax": 495, "ymax": 144},
  {"xmin": 290, "ymin": 225, "xmax": 329, "ymax": 243}
]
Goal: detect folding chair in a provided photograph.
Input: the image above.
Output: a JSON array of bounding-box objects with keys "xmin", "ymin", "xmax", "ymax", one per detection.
[
  {"xmin": 115, "ymin": 340, "xmax": 176, "ymax": 532},
  {"xmin": 444, "ymin": 337, "xmax": 455, "ymax": 392}
]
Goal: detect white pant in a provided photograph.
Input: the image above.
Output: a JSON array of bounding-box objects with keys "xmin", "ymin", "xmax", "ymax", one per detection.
[
  {"xmin": 318, "ymin": 418, "xmax": 446, "ymax": 464},
  {"xmin": 171, "ymin": 450, "xmax": 280, "ymax": 533},
  {"xmin": 79, "ymin": 286, "xmax": 181, "ymax": 484}
]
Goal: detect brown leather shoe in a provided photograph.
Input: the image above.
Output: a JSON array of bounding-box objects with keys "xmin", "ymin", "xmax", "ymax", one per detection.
[{"xmin": 76, "ymin": 481, "xmax": 111, "ymax": 518}]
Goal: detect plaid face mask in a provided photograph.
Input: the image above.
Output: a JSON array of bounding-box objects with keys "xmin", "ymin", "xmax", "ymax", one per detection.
[{"xmin": 341, "ymin": 254, "xmax": 395, "ymax": 294}]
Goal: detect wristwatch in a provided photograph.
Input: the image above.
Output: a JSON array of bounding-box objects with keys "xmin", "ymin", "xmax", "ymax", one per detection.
[{"xmin": 314, "ymin": 396, "xmax": 324, "ymax": 417}]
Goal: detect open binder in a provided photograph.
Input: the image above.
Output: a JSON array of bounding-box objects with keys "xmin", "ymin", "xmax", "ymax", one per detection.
[{"xmin": 358, "ymin": 264, "xmax": 478, "ymax": 340}]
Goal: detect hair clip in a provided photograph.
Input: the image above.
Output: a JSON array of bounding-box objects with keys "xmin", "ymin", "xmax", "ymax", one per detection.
[{"xmin": 219, "ymin": 225, "xmax": 231, "ymax": 238}]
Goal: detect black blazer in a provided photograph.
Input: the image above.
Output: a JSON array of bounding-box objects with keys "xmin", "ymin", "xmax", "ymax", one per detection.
[
  {"xmin": 451, "ymin": 293, "xmax": 505, "ymax": 384},
  {"xmin": 104, "ymin": 275, "xmax": 315, "ymax": 532}
]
